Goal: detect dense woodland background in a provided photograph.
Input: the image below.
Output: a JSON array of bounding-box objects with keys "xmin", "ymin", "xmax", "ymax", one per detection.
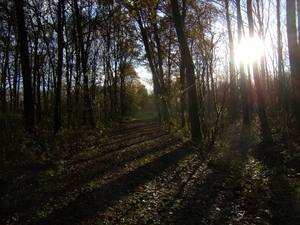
[{"xmin": 0, "ymin": 0, "xmax": 300, "ymax": 168}]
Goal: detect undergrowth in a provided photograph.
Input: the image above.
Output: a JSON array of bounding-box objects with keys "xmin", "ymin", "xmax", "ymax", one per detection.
[
  {"xmin": 1, "ymin": 110, "xmax": 300, "ymax": 224},
  {"xmin": 209, "ymin": 120, "xmax": 300, "ymax": 224}
]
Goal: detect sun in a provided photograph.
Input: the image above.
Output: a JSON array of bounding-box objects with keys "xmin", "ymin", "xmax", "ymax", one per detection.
[{"xmin": 235, "ymin": 37, "xmax": 265, "ymax": 64}]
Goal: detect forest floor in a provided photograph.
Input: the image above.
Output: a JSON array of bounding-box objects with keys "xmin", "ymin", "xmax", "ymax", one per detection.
[{"xmin": 1, "ymin": 118, "xmax": 300, "ymax": 225}]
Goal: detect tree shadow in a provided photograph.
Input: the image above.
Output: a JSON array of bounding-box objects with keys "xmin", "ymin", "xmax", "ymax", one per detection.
[
  {"xmin": 254, "ymin": 143, "xmax": 300, "ymax": 224},
  {"xmin": 69, "ymin": 132, "xmax": 170, "ymax": 167},
  {"xmin": 32, "ymin": 141, "xmax": 196, "ymax": 225},
  {"xmin": 1, "ymin": 121, "xmax": 170, "ymax": 224},
  {"xmin": 168, "ymin": 125, "xmax": 260, "ymax": 224},
  {"xmin": 170, "ymin": 165, "xmax": 241, "ymax": 225},
  {"xmin": 106, "ymin": 119, "xmax": 161, "ymax": 137},
  {"xmin": 7, "ymin": 122, "xmax": 297, "ymax": 224}
]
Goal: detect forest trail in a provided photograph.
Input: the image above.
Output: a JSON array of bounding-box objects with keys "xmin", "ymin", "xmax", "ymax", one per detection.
[{"xmin": 1, "ymin": 118, "xmax": 298, "ymax": 224}]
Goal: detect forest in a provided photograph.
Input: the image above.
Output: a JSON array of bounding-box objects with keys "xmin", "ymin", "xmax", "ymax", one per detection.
[{"xmin": 1, "ymin": 0, "xmax": 300, "ymax": 224}]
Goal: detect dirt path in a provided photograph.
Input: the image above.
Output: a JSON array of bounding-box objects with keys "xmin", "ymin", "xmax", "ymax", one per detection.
[{"xmin": 1, "ymin": 119, "xmax": 293, "ymax": 224}]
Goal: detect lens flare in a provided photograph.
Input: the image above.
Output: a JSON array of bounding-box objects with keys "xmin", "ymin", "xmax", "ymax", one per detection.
[{"xmin": 235, "ymin": 37, "xmax": 265, "ymax": 64}]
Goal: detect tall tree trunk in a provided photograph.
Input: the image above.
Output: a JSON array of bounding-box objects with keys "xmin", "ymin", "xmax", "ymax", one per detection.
[
  {"xmin": 297, "ymin": 0, "xmax": 300, "ymax": 45},
  {"xmin": 120, "ymin": 63, "xmax": 126, "ymax": 116},
  {"xmin": 247, "ymin": 0, "xmax": 272, "ymax": 143},
  {"xmin": 180, "ymin": 59, "xmax": 186, "ymax": 129},
  {"xmin": 74, "ymin": 0, "xmax": 95, "ymax": 127},
  {"xmin": 277, "ymin": 0, "xmax": 284, "ymax": 105},
  {"xmin": 74, "ymin": 31, "xmax": 81, "ymax": 121},
  {"xmin": 170, "ymin": 0, "xmax": 202, "ymax": 140},
  {"xmin": 1, "ymin": 49, "xmax": 8, "ymax": 112},
  {"xmin": 136, "ymin": 13, "xmax": 166, "ymax": 122},
  {"xmin": 237, "ymin": 0, "xmax": 250, "ymax": 126},
  {"xmin": 2, "ymin": 3, "xmax": 12, "ymax": 112},
  {"xmin": 255, "ymin": 0, "xmax": 266, "ymax": 91},
  {"xmin": 13, "ymin": 49, "xmax": 19, "ymax": 110},
  {"xmin": 37, "ymin": 15, "xmax": 54, "ymax": 116},
  {"xmin": 14, "ymin": 0, "xmax": 35, "ymax": 135},
  {"xmin": 105, "ymin": 42, "xmax": 114, "ymax": 115},
  {"xmin": 152, "ymin": 19, "xmax": 170, "ymax": 123},
  {"xmin": 65, "ymin": 36, "xmax": 73, "ymax": 127},
  {"xmin": 36, "ymin": 67, "xmax": 41, "ymax": 123},
  {"xmin": 225, "ymin": 0, "xmax": 237, "ymax": 120},
  {"xmin": 113, "ymin": 24, "xmax": 120, "ymax": 116},
  {"xmin": 179, "ymin": 0, "xmax": 187, "ymax": 129},
  {"xmin": 114, "ymin": 41, "xmax": 119, "ymax": 115},
  {"xmin": 54, "ymin": 0, "xmax": 64, "ymax": 134},
  {"xmin": 286, "ymin": 0, "xmax": 300, "ymax": 131}
]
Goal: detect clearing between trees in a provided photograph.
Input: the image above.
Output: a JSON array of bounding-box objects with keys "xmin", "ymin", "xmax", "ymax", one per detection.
[{"xmin": 1, "ymin": 118, "xmax": 300, "ymax": 225}]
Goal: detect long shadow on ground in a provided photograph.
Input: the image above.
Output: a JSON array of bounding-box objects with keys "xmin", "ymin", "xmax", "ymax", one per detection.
[
  {"xmin": 4, "ymin": 120, "xmax": 297, "ymax": 225},
  {"xmin": 34, "ymin": 141, "xmax": 195, "ymax": 224},
  {"xmin": 1, "ymin": 120, "xmax": 198, "ymax": 225}
]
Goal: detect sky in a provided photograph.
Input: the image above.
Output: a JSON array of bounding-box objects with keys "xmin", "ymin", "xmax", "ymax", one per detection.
[{"xmin": 136, "ymin": 67, "xmax": 153, "ymax": 93}]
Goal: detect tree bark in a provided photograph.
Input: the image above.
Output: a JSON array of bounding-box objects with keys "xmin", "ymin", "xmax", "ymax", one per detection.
[
  {"xmin": 286, "ymin": 0, "xmax": 300, "ymax": 131},
  {"xmin": 120, "ymin": 63, "xmax": 126, "ymax": 116},
  {"xmin": 277, "ymin": 0, "xmax": 284, "ymax": 105},
  {"xmin": 54, "ymin": 0, "xmax": 64, "ymax": 134},
  {"xmin": 225, "ymin": 0, "xmax": 237, "ymax": 120},
  {"xmin": 74, "ymin": 0, "xmax": 95, "ymax": 127},
  {"xmin": 13, "ymin": 50, "xmax": 19, "ymax": 110},
  {"xmin": 152, "ymin": 18, "xmax": 170, "ymax": 123},
  {"xmin": 14, "ymin": 0, "xmax": 35, "ymax": 134},
  {"xmin": 247, "ymin": 0, "xmax": 272, "ymax": 143},
  {"xmin": 170, "ymin": 0, "xmax": 202, "ymax": 140},
  {"xmin": 180, "ymin": 59, "xmax": 186, "ymax": 129},
  {"xmin": 1, "ymin": 44, "xmax": 8, "ymax": 112},
  {"xmin": 136, "ymin": 12, "xmax": 168, "ymax": 122},
  {"xmin": 237, "ymin": 0, "xmax": 250, "ymax": 126},
  {"xmin": 297, "ymin": 0, "xmax": 300, "ymax": 45}
]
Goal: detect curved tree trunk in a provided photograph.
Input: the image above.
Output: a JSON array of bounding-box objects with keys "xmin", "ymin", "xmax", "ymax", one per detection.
[{"xmin": 136, "ymin": 12, "xmax": 169, "ymax": 123}]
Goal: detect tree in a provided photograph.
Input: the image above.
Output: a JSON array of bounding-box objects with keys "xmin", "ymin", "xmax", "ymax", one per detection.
[
  {"xmin": 178, "ymin": 0, "xmax": 187, "ymax": 129},
  {"xmin": 14, "ymin": 0, "xmax": 35, "ymax": 134},
  {"xmin": 224, "ymin": 0, "xmax": 237, "ymax": 120},
  {"xmin": 73, "ymin": 0, "xmax": 95, "ymax": 127},
  {"xmin": 151, "ymin": 4, "xmax": 170, "ymax": 124},
  {"xmin": 286, "ymin": 0, "xmax": 300, "ymax": 131},
  {"xmin": 247, "ymin": 0, "xmax": 272, "ymax": 143},
  {"xmin": 54, "ymin": 0, "xmax": 64, "ymax": 134},
  {"xmin": 135, "ymin": 6, "xmax": 169, "ymax": 123},
  {"xmin": 170, "ymin": 0, "xmax": 202, "ymax": 140},
  {"xmin": 237, "ymin": 0, "xmax": 250, "ymax": 126},
  {"xmin": 0, "ymin": 2, "xmax": 12, "ymax": 113},
  {"xmin": 277, "ymin": 0, "xmax": 284, "ymax": 106}
]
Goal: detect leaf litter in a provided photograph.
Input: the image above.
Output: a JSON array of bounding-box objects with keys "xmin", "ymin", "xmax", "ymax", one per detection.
[{"xmin": 1, "ymin": 119, "xmax": 300, "ymax": 224}]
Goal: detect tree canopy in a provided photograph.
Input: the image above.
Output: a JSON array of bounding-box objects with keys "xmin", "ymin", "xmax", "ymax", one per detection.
[{"xmin": 0, "ymin": 0, "xmax": 299, "ymax": 162}]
